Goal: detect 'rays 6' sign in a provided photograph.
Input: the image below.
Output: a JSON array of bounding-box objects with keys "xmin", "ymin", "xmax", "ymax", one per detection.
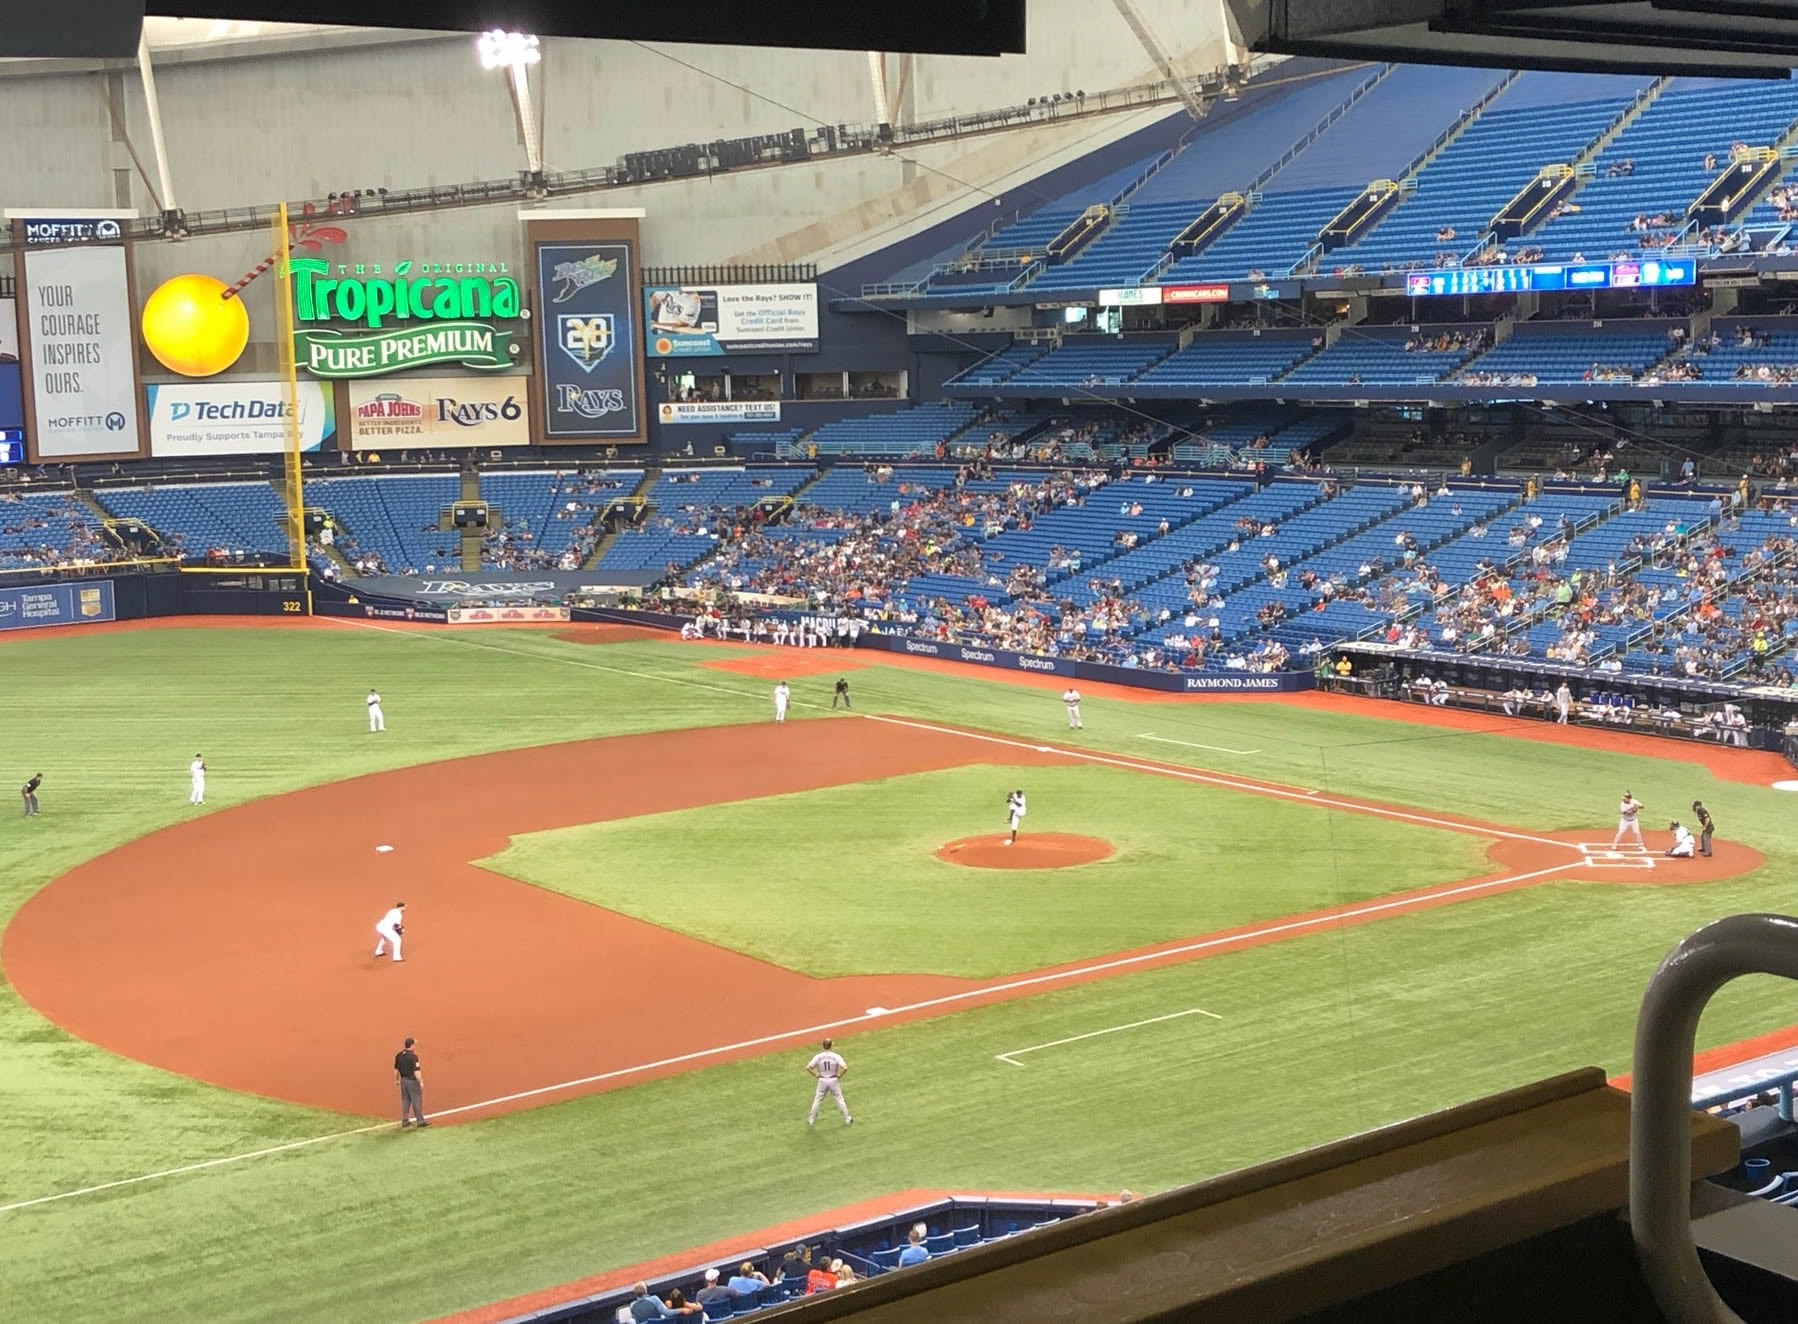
[{"xmin": 535, "ymin": 240, "xmax": 640, "ymax": 440}]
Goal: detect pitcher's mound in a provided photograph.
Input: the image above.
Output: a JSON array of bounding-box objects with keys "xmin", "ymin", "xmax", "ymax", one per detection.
[{"xmin": 936, "ymin": 833, "xmax": 1114, "ymax": 870}]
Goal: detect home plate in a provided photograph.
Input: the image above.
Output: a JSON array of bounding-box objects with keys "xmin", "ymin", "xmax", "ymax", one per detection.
[{"xmin": 375, "ymin": 844, "xmax": 394, "ymax": 853}]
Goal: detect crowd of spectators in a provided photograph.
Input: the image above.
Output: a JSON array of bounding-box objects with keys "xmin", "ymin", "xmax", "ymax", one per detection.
[{"xmin": 1404, "ymin": 329, "xmax": 1486, "ymax": 354}]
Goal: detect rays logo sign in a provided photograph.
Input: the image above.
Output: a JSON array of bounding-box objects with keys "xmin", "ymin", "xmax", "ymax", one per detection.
[{"xmin": 535, "ymin": 240, "xmax": 640, "ymax": 440}]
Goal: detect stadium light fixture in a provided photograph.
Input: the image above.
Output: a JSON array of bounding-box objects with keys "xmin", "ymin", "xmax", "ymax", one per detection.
[{"xmin": 476, "ymin": 30, "xmax": 546, "ymax": 196}]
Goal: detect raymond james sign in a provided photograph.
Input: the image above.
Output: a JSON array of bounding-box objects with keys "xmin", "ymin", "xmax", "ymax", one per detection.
[{"xmin": 290, "ymin": 258, "xmax": 522, "ymax": 378}]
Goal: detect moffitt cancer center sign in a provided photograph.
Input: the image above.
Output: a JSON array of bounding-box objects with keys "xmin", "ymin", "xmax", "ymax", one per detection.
[{"xmin": 290, "ymin": 258, "xmax": 524, "ymax": 378}]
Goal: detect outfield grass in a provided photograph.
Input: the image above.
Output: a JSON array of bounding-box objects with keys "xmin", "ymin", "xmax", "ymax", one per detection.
[
  {"xmin": 486, "ymin": 763, "xmax": 1490, "ymax": 977},
  {"xmin": 2, "ymin": 622, "xmax": 1796, "ymax": 1323}
]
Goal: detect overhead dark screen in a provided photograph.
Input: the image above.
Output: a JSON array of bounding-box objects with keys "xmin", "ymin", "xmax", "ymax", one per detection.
[
  {"xmin": 0, "ymin": 0, "xmax": 143, "ymax": 57},
  {"xmin": 1226, "ymin": 0, "xmax": 1798, "ymax": 77},
  {"xmin": 147, "ymin": 1, "xmax": 1028, "ymax": 55}
]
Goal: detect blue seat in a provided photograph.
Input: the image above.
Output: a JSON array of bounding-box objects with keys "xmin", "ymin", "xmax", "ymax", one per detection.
[
  {"xmin": 703, "ymin": 1297, "xmax": 733, "ymax": 1320},
  {"xmin": 730, "ymin": 1286, "xmax": 762, "ymax": 1314}
]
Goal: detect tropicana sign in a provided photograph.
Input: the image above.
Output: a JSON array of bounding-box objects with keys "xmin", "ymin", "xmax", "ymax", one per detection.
[{"xmin": 290, "ymin": 258, "xmax": 526, "ymax": 379}]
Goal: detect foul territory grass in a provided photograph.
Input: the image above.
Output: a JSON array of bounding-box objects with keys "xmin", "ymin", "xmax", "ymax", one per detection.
[
  {"xmin": 485, "ymin": 763, "xmax": 1490, "ymax": 978},
  {"xmin": 2, "ymin": 622, "xmax": 1797, "ymax": 1323}
]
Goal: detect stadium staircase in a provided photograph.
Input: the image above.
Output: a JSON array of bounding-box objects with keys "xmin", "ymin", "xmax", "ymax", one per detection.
[
  {"xmin": 583, "ymin": 468, "xmax": 658, "ymax": 569},
  {"xmin": 459, "ymin": 469, "xmax": 483, "ymax": 572}
]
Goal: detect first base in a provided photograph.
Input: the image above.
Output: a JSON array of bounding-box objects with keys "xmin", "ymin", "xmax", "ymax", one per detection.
[
  {"xmin": 375, "ymin": 844, "xmax": 394, "ymax": 853},
  {"xmin": 1036, "ymin": 745, "xmax": 1052, "ymax": 753}
]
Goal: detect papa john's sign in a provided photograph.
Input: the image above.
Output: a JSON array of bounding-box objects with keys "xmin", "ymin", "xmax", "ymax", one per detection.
[{"xmin": 291, "ymin": 258, "xmax": 525, "ymax": 379}]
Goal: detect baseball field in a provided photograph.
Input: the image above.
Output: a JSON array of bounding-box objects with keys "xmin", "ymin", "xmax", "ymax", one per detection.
[{"xmin": 3, "ymin": 617, "xmax": 1796, "ymax": 1323}]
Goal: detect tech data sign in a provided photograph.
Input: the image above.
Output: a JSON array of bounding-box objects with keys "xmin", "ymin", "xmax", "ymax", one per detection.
[
  {"xmin": 346, "ymin": 376, "xmax": 530, "ymax": 447},
  {"xmin": 291, "ymin": 258, "xmax": 524, "ymax": 379},
  {"xmin": 147, "ymin": 380, "xmax": 335, "ymax": 457}
]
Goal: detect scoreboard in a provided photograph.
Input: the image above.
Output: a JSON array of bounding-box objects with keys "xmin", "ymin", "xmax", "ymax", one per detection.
[{"xmin": 1405, "ymin": 258, "xmax": 1696, "ymax": 298}]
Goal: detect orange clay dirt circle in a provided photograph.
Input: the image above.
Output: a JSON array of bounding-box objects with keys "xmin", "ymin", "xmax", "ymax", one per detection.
[{"xmin": 936, "ymin": 833, "xmax": 1116, "ymax": 869}]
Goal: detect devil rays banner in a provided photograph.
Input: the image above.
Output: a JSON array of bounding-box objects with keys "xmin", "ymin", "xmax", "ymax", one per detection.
[{"xmin": 524, "ymin": 211, "xmax": 646, "ymax": 444}]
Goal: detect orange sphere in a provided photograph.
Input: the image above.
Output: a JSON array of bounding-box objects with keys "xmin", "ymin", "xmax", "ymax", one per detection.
[{"xmin": 141, "ymin": 274, "xmax": 250, "ymax": 377}]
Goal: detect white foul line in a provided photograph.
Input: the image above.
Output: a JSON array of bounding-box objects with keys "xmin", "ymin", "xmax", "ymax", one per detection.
[
  {"xmin": 1136, "ymin": 732, "xmax": 1261, "ymax": 756},
  {"xmin": 868, "ymin": 714, "xmax": 1574, "ymax": 849},
  {"xmin": 0, "ymin": 857, "xmax": 1587, "ymax": 1215},
  {"xmin": 996, "ymin": 1006, "xmax": 1223, "ymax": 1068}
]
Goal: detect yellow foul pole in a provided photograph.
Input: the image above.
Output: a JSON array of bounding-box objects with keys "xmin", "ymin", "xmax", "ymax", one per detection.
[{"xmin": 273, "ymin": 203, "xmax": 306, "ymax": 587}]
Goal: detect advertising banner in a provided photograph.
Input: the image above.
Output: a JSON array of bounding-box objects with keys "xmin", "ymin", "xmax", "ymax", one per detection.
[
  {"xmin": 360, "ymin": 602, "xmax": 450, "ymax": 623},
  {"xmin": 655, "ymin": 400, "xmax": 781, "ymax": 426},
  {"xmin": 535, "ymin": 240, "xmax": 643, "ymax": 440},
  {"xmin": 0, "ymin": 579, "xmax": 115, "ymax": 632},
  {"xmin": 1098, "ymin": 286, "xmax": 1163, "ymax": 307},
  {"xmin": 0, "ymin": 295, "xmax": 17, "ymax": 362},
  {"xmin": 346, "ymin": 376, "xmax": 530, "ymax": 448},
  {"xmin": 15, "ymin": 215, "xmax": 130, "ymax": 246},
  {"xmin": 644, "ymin": 283, "xmax": 819, "ymax": 355},
  {"xmin": 447, "ymin": 604, "xmax": 571, "ymax": 625},
  {"xmin": 289, "ymin": 257, "xmax": 522, "ymax": 379},
  {"xmin": 147, "ymin": 380, "xmax": 335, "ymax": 457},
  {"xmin": 1163, "ymin": 283, "xmax": 1231, "ymax": 304},
  {"xmin": 22, "ymin": 243, "xmax": 142, "ymax": 458}
]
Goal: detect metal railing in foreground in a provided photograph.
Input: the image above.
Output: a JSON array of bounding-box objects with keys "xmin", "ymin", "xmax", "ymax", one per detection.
[{"xmin": 1632, "ymin": 913, "xmax": 1798, "ymax": 1324}]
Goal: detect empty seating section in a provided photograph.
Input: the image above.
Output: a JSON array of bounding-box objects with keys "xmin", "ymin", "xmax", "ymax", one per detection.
[
  {"xmin": 0, "ymin": 491, "xmax": 112, "ymax": 569},
  {"xmin": 1281, "ymin": 330, "xmax": 1479, "ymax": 385},
  {"xmin": 951, "ymin": 344, "xmax": 1047, "ymax": 388},
  {"xmin": 1531, "ymin": 82, "xmax": 1798, "ymax": 261},
  {"xmin": 1161, "ymin": 186, "xmax": 1356, "ymax": 282},
  {"xmin": 977, "ymin": 208, "xmax": 1087, "ymax": 256},
  {"xmin": 804, "ymin": 402, "xmax": 979, "ymax": 456},
  {"xmin": 1271, "ymin": 65, "xmax": 1512, "ymax": 195},
  {"xmin": 1331, "ymin": 77, "xmax": 1635, "ymax": 272},
  {"xmin": 1135, "ymin": 334, "xmax": 1314, "ymax": 387},
  {"xmin": 1459, "ymin": 327, "xmax": 1675, "ymax": 383},
  {"xmin": 1027, "ymin": 201, "xmax": 1200, "ymax": 291},
  {"xmin": 303, "ymin": 474, "xmax": 461, "ymax": 573},
  {"xmin": 98, "ymin": 481, "xmax": 289, "ymax": 558},
  {"xmin": 1005, "ymin": 338, "xmax": 1173, "ymax": 387},
  {"xmin": 797, "ymin": 467, "xmax": 962, "ymax": 518}
]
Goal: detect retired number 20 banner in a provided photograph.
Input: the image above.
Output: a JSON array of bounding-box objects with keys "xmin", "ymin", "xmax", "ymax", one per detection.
[{"xmin": 535, "ymin": 241, "xmax": 641, "ymax": 440}]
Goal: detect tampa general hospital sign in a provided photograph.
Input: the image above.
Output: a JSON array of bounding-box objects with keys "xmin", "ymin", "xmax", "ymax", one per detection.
[{"xmin": 291, "ymin": 258, "xmax": 526, "ymax": 379}]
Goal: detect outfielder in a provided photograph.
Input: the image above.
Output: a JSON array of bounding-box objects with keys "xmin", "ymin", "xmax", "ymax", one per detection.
[
  {"xmin": 1062, "ymin": 687, "xmax": 1083, "ymax": 729},
  {"xmin": 1611, "ymin": 791, "xmax": 1645, "ymax": 849},
  {"xmin": 367, "ymin": 689, "xmax": 386, "ymax": 733},
  {"xmin": 373, "ymin": 901, "xmax": 406, "ymax": 961},
  {"xmin": 773, "ymin": 681, "xmax": 791, "ymax": 723},
  {"xmin": 189, "ymin": 754, "xmax": 207, "ymax": 805},
  {"xmin": 1005, "ymin": 788, "xmax": 1027, "ymax": 845},
  {"xmin": 806, "ymin": 1037, "xmax": 852, "ymax": 1127}
]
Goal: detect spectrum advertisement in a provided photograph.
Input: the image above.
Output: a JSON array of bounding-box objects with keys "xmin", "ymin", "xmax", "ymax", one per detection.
[
  {"xmin": 146, "ymin": 381, "xmax": 335, "ymax": 457},
  {"xmin": 644, "ymin": 282, "xmax": 819, "ymax": 355},
  {"xmin": 346, "ymin": 376, "xmax": 530, "ymax": 447}
]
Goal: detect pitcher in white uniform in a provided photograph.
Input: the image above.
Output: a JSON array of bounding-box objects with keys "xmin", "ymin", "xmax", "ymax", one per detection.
[
  {"xmin": 373, "ymin": 902, "xmax": 406, "ymax": 961},
  {"xmin": 188, "ymin": 754, "xmax": 206, "ymax": 805},
  {"xmin": 1005, "ymin": 789, "xmax": 1027, "ymax": 845},
  {"xmin": 806, "ymin": 1037, "xmax": 852, "ymax": 1126},
  {"xmin": 367, "ymin": 688, "xmax": 385, "ymax": 733}
]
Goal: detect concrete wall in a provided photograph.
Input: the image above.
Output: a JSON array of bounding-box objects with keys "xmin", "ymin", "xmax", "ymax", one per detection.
[{"xmin": 0, "ymin": 1, "xmax": 1223, "ymax": 217}]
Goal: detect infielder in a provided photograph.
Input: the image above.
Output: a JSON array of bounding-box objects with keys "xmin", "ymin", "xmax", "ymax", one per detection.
[
  {"xmin": 367, "ymin": 688, "xmax": 386, "ymax": 733},
  {"xmin": 806, "ymin": 1037, "xmax": 852, "ymax": 1127},
  {"xmin": 1665, "ymin": 820, "xmax": 1695, "ymax": 859},
  {"xmin": 773, "ymin": 681, "xmax": 791, "ymax": 723},
  {"xmin": 1062, "ymin": 687, "xmax": 1083, "ymax": 729},
  {"xmin": 20, "ymin": 772, "xmax": 42, "ymax": 817},
  {"xmin": 189, "ymin": 754, "xmax": 207, "ymax": 805},
  {"xmin": 1611, "ymin": 791, "xmax": 1645, "ymax": 849},
  {"xmin": 373, "ymin": 901, "xmax": 406, "ymax": 961},
  {"xmin": 1005, "ymin": 788, "xmax": 1027, "ymax": 845}
]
